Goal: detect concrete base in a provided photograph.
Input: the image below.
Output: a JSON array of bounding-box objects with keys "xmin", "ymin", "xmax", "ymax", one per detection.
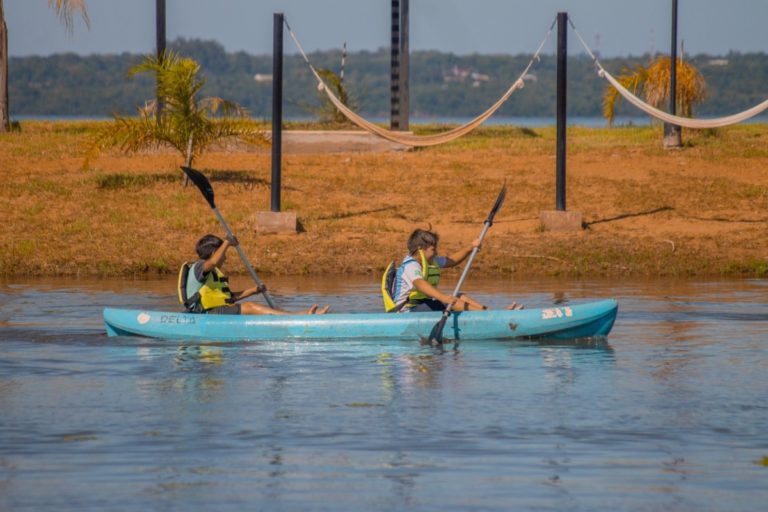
[
  {"xmin": 539, "ymin": 210, "xmax": 583, "ymax": 232},
  {"xmin": 663, "ymin": 126, "xmax": 682, "ymax": 149},
  {"xmin": 253, "ymin": 211, "xmax": 297, "ymax": 234}
]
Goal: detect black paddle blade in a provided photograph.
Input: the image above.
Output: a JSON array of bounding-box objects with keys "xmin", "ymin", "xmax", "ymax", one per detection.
[
  {"xmin": 486, "ymin": 182, "xmax": 507, "ymax": 226},
  {"xmin": 181, "ymin": 166, "xmax": 216, "ymax": 209},
  {"xmin": 428, "ymin": 313, "xmax": 449, "ymax": 345}
]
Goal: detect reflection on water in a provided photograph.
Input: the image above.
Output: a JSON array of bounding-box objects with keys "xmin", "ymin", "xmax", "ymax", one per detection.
[{"xmin": 0, "ymin": 277, "xmax": 767, "ymax": 511}]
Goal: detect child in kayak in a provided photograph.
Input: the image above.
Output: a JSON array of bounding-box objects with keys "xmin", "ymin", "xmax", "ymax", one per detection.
[
  {"xmin": 182, "ymin": 234, "xmax": 329, "ymax": 315},
  {"xmin": 382, "ymin": 228, "xmax": 523, "ymax": 313}
]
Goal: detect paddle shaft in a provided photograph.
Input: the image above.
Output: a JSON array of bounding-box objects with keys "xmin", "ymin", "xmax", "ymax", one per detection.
[
  {"xmin": 430, "ymin": 183, "xmax": 506, "ymax": 344},
  {"xmin": 448, "ymin": 220, "xmax": 491, "ymax": 301},
  {"xmin": 212, "ymin": 207, "xmax": 277, "ymax": 309}
]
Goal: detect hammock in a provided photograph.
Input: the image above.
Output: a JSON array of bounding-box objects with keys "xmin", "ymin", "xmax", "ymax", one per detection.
[
  {"xmin": 598, "ymin": 68, "xmax": 768, "ymax": 129},
  {"xmin": 569, "ymin": 18, "xmax": 768, "ymax": 129},
  {"xmin": 285, "ymin": 18, "xmax": 554, "ymax": 147}
]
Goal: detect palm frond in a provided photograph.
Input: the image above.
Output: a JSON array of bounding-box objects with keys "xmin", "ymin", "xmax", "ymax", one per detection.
[
  {"xmin": 49, "ymin": 0, "xmax": 90, "ymax": 31},
  {"xmin": 86, "ymin": 52, "xmax": 269, "ymax": 171},
  {"xmin": 602, "ymin": 57, "xmax": 706, "ymax": 126}
]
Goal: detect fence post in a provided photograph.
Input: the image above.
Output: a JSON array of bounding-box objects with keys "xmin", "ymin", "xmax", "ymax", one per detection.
[
  {"xmin": 271, "ymin": 12, "xmax": 284, "ymax": 212},
  {"xmin": 539, "ymin": 12, "xmax": 582, "ymax": 231},
  {"xmin": 664, "ymin": 0, "xmax": 682, "ymax": 148},
  {"xmin": 556, "ymin": 11, "xmax": 567, "ymax": 211},
  {"xmin": 155, "ymin": 0, "xmax": 166, "ymax": 118}
]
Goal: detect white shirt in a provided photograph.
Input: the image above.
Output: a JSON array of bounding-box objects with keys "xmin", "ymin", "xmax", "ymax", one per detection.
[{"xmin": 392, "ymin": 254, "xmax": 447, "ymax": 307}]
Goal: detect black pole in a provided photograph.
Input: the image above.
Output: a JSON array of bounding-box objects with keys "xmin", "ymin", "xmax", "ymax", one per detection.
[
  {"xmin": 664, "ymin": 0, "xmax": 681, "ymax": 146},
  {"xmin": 155, "ymin": 0, "xmax": 166, "ymax": 117},
  {"xmin": 390, "ymin": 0, "xmax": 400, "ymax": 130},
  {"xmin": 555, "ymin": 12, "xmax": 567, "ymax": 211},
  {"xmin": 399, "ymin": 0, "xmax": 409, "ymax": 131},
  {"xmin": 271, "ymin": 12, "xmax": 283, "ymax": 212}
]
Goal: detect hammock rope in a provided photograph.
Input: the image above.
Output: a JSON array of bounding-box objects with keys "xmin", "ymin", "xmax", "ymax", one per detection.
[
  {"xmin": 284, "ymin": 17, "xmax": 556, "ymax": 147},
  {"xmin": 568, "ymin": 17, "xmax": 768, "ymax": 129}
]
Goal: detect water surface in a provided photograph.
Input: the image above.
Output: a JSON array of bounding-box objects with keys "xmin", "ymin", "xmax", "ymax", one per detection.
[{"xmin": 1, "ymin": 277, "xmax": 766, "ymax": 511}]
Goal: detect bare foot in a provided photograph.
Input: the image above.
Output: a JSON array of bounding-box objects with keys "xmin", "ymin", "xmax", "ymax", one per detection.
[
  {"xmin": 305, "ymin": 304, "xmax": 318, "ymax": 315},
  {"xmin": 315, "ymin": 305, "xmax": 331, "ymax": 315},
  {"xmin": 506, "ymin": 302, "xmax": 524, "ymax": 310}
]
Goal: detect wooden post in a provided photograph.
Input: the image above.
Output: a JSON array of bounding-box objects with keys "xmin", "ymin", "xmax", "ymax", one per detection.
[
  {"xmin": 155, "ymin": 0, "xmax": 166, "ymax": 117},
  {"xmin": 399, "ymin": 0, "xmax": 409, "ymax": 131},
  {"xmin": 271, "ymin": 12, "xmax": 284, "ymax": 213},
  {"xmin": 390, "ymin": 0, "xmax": 409, "ymax": 130},
  {"xmin": 555, "ymin": 12, "xmax": 567, "ymax": 211},
  {"xmin": 0, "ymin": 0, "xmax": 9, "ymax": 132},
  {"xmin": 253, "ymin": 12, "xmax": 296, "ymax": 234},
  {"xmin": 539, "ymin": 12, "xmax": 582, "ymax": 231},
  {"xmin": 663, "ymin": 0, "xmax": 682, "ymax": 148}
]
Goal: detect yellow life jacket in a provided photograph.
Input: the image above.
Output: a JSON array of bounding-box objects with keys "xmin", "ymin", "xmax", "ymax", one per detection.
[
  {"xmin": 177, "ymin": 261, "xmax": 234, "ymax": 312},
  {"xmin": 408, "ymin": 249, "xmax": 441, "ymax": 302},
  {"xmin": 381, "ymin": 250, "xmax": 441, "ymax": 312}
]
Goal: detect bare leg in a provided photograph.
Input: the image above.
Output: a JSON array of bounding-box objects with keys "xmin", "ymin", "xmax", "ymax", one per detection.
[
  {"xmin": 451, "ymin": 293, "xmax": 488, "ymax": 311},
  {"xmin": 240, "ymin": 302, "xmax": 291, "ymax": 315},
  {"xmin": 240, "ymin": 302, "xmax": 331, "ymax": 315},
  {"xmin": 506, "ymin": 302, "xmax": 525, "ymax": 310}
]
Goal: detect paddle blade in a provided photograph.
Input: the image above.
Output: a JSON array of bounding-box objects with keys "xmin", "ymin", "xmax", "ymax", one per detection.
[
  {"xmin": 181, "ymin": 166, "xmax": 216, "ymax": 209},
  {"xmin": 486, "ymin": 182, "xmax": 507, "ymax": 226},
  {"xmin": 428, "ymin": 313, "xmax": 449, "ymax": 345}
]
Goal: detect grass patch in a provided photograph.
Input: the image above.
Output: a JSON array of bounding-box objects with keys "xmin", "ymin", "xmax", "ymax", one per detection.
[{"xmin": 95, "ymin": 172, "xmax": 180, "ymax": 190}]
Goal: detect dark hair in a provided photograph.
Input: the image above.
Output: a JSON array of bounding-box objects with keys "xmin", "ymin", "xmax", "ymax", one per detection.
[
  {"xmin": 196, "ymin": 234, "xmax": 223, "ymax": 260},
  {"xmin": 407, "ymin": 229, "xmax": 439, "ymax": 254}
]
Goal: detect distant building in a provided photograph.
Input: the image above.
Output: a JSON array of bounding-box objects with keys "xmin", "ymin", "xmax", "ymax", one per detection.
[
  {"xmin": 254, "ymin": 73, "xmax": 273, "ymax": 83},
  {"xmin": 444, "ymin": 65, "xmax": 490, "ymax": 87},
  {"xmin": 707, "ymin": 59, "xmax": 729, "ymax": 66}
]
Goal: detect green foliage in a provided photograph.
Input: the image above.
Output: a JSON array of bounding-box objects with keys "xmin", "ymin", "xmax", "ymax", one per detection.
[
  {"xmin": 603, "ymin": 57, "xmax": 707, "ymax": 125},
  {"xmin": 85, "ymin": 51, "xmax": 269, "ymax": 169},
  {"xmin": 312, "ymin": 68, "xmax": 357, "ymax": 126},
  {"xmin": 8, "ymin": 38, "xmax": 768, "ymax": 120},
  {"xmin": 95, "ymin": 172, "xmax": 180, "ymax": 190}
]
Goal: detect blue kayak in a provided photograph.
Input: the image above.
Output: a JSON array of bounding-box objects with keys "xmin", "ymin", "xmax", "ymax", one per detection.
[{"xmin": 103, "ymin": 299, "xmax": 618, "ymax": 342}]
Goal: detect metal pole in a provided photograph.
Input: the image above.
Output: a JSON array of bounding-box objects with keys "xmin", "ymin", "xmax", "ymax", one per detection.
[
  {"xmin": 155, "ymin": 0, "xmax": 166, "ymax": 118},
  {"xmin": 0, "ymin": 0, "xmax": 9, "ymax": 133},
  {"xmin": 555, "ymin": 12, "xmax": 567, "ymax": 211},
  {"xmin": 390, "ymin": 0, "xmax": 400, "ymax": 130},
  {"xmin": 664, "ymin": 0, "xmax": 681, "ymax": 147},
  {"xmin": 271, "ymin": 13, "xmax": 284, "ymax": 212},
  {"xmin": 399, "ymin": 0, "xmax": 410, "ymax": 131}
]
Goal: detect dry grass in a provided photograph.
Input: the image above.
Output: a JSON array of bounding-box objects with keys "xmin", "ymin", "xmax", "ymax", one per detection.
[{"xmin": 1, "ymin": 120, "xmax": 767, "ymax": 278}]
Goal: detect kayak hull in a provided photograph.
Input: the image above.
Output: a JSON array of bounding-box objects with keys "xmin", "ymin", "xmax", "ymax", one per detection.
[{"xmin": 103, "ymin": 299, "xmax": 618, "ymax": 342}]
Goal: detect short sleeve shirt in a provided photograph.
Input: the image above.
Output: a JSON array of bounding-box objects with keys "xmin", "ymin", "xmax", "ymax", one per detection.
[
  {"xmin": 392, "ymin": 254, "xmax": 447, "ymax": 306},
  {"xmin": 186, "ymin": 260, "xmax": 208, "ymax": 297}
]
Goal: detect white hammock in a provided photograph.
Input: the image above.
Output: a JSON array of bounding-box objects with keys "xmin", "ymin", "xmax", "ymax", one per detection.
[
  {"xmin": 569, "ymin": 18, "xmax": 768, "ymax": 129},
  {"xmin": 285, "ymin": 18, "xmax": 554, "ymax": 147}
]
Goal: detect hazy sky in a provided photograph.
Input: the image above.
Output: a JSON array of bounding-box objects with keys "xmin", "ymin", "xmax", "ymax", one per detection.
[{"xmin": 5, "ymin": 0, "xmax": 767, "ymax": 58}]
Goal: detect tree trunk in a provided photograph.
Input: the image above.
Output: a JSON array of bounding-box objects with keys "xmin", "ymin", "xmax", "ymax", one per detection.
[
  {"xmin": 182, "ymin": 134, "xmax": 194, "ymax": 187},
  {"xmin": 0, "ymin": 0, "xmax": 10, "ymax": 133}
]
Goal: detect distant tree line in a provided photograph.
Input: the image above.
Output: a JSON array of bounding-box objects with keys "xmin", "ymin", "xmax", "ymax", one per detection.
[{"xmin": 8, "ymin": 38, "xmax": 768, "ymax": 120}]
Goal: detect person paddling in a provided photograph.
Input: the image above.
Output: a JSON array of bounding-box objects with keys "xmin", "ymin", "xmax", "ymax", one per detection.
[
  {"xmin": 382, "ymin": 229, "xmax": 523, "ymax": 313},
  {"xmin": 181, "ymin": 234, "xmax": 329, "ymax": 315}
]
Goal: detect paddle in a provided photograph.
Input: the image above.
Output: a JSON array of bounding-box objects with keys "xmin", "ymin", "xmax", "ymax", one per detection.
[
  {"xmin": 428, "ymin": 182, "xmax": 507, "ymax": 346},
  {"xmin": 181, "ymin": 166, "xmax": 277, "ymax": 309}
]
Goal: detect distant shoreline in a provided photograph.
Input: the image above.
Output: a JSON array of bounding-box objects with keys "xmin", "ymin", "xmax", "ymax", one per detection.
[{"xmin": 12, "ymin": 115, "xmax": 768, "ymax": 128}]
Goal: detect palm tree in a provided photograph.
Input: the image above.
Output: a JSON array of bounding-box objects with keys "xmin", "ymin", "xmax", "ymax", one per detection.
[
  {"xmin": 86, "ymin": 52, "xmax": 269, "ymax": 174},
  {"xmin": 603, "ymin": 56, "xmax": 706, "ymax": 127},
  {"xmin": 314, "ymin": 67, "xmax": 357, "ymax": 126},
  {"xmin": 0, "ymin": 0, "xmax": 89, "ymax": 132}
]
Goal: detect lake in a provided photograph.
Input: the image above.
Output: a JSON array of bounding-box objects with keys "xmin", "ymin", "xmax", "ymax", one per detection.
[{"xmin": 0, "ymin": 277, "xmax": 766, "ymax": 511}]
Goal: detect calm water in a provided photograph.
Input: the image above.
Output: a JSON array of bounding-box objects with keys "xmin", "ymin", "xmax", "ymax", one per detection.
[{"xmin": 0, "ymin": 277, "xmax": 766, "ymax": 511}]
